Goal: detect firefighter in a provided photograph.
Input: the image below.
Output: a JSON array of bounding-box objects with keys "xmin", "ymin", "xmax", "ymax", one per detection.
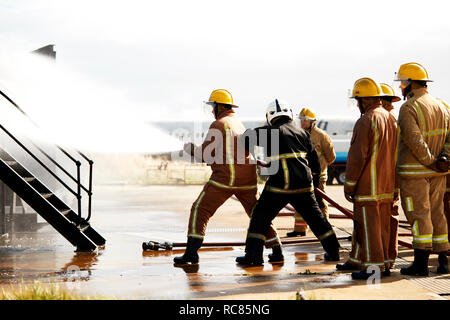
[
  {"xmin": 393, "ymin": 61, "xmax": 450, "ymax": 276},
  {"xmin": 173, "ymin": 89, "xmax": 282, "ymax": 265},
  {"xmin": 336, "ymin": 78, "xmax": 398, "ymax": 280},
  {"xmin": 379, "ymin": 83, "xmax": 401, "ymax": 268},
  {"xmin": 287, "ymin": 108, "xmax": 336, "ymax": 237},
  {"xmin": 235, "ymin": 99, "xmax": 341, "ymax": 266}
]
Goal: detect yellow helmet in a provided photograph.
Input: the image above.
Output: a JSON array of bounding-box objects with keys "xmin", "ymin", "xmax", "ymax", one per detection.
[
  {"xmin": 206, "ymin": 89, "xmax": 238, "ymax": 107},
  {"xmin": 395, "ymin": 62, "xmax": 432, "ymax": 82},
  {"xmin": 299, "ymin": 108, "xmax": 316, "ymax": 121},
  {"xmin": 380, "ymin": 83, "xmax": 401, "ymax": 102},
  {"xmin": 351, "ymin": 77, "xmax": 383, "ymax": 98}
]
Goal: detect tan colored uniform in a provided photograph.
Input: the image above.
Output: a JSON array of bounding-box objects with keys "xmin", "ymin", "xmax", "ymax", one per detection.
[
  {"xmin": 188, "ymin": 109, "xmax": 280, "ymax": 248},
  {"xmin": 294, "ymin": 124, "xmax": 335, "ymax": 232},
  {"xmin": 397, "ymin": 88, "xmax": 450, "ymax": 252},
  {"xmin": 344, "ymin": 102, "xmax": 398, "ymax": 271},
  {"xmin": 382, "ymin": 100, "xmax": 401, "ymax": 263}
]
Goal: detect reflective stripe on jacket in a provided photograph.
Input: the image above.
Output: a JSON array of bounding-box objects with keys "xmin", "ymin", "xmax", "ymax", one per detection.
[
  {"xmin": 344, "ymin": 103, "xmax": 397, "ymax": 205},
  {"xmin": 242, "ymin": 117, "xmax": 320, "ymax": 192},
  {"xmin": 191, "ymin": 110, "xmax": 257, "ymax": 188},
  {"xmin": 310, "ymin": 124, "xmax": 336, "ymax": 179},
  {"xmin": 397, "ymin": 88, "xmax": 450, "ymax": 178}
]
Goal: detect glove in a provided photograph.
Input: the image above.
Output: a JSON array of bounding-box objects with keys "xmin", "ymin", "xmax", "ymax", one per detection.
[
  {"xmin": 344, "ymin": 191, "xmax": 354, "ymax": 203},
  {"xmin": 393, "ymin": 191, "xmax": 399, "ymax": 202},
  {"xmin": 256, "ymin": 159, "xmax": 269, "ymax": 167},
  {"xmin": 435, "ymin": 153, "xmax": 450, "ymax": 172}
]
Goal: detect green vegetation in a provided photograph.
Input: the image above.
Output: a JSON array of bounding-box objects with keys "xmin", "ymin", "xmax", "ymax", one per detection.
[{"xmin": 0, "ymin": 281, "xmax": 110, "ymax": 300}]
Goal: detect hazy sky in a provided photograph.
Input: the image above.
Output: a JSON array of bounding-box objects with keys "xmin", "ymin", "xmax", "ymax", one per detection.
[{"xmin": 1, "ymin": 0, "xmax": 450, "ymax": 122}]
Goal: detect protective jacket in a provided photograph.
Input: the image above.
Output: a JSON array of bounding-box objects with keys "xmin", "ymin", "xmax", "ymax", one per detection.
[
  {"xmin": 193, "ymin": 109, "xmax": 257, "ymax": 189},
  {"xmin": 344, "ymin": 104, "xmax": 398, "ymax": 205},
  {"xmin": 396, "ymin": 88, "xmax": 450, "ymax": 178},
  {"xmin": 310, "ymin": 124, "xmax": 336, "ymax": 181},
  {"xmin": 242, "ymin": 117, "xmax": 320, "ymax": 193},
  {"xmin": 241, "ymin": 117, "xmax": 340, "ymax": 259}
]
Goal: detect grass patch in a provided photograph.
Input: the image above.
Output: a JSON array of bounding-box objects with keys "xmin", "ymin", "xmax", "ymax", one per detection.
[{"xmin": 0, "ymin": 281, "xmax": 111, "ymax": 300}]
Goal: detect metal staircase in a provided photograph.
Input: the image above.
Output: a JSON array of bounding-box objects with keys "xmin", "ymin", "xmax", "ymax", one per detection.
[{"xmin": 0, "ymin": 89, "xmax": 105, "ymax": 251}]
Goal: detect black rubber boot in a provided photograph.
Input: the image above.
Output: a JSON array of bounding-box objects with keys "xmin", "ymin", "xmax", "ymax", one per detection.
[
  {"xmin": 352, "ymin": 266, "xmax": 390, "ymax": 280},
  {"xmin": 268, "ymin": 245, "xmax": 284, "ymax": 263},
  {"xmin": 324, "ymin": 250, "xmax": 340, "ymax": 261},
  {"xmin": 437, "ymin": 252, "xmax": 449, "ymax": 274},
  {"xmin": 236, "ymin": 238, "xmax": 264, "ymax": 266},
  {"xmin": 400, "ymin": 249, "xmax": 430, "ymax": 276},
  {"xmin": 336, "ymin": 261, "xmax": 359, "ymax": 271},
  {"xmin": 351, "ymin": 269, "xmax": 377, "ymax": 280},
  {"xmin": 286, "ymin": 231, "xmax": 306, "ymax": 237},
  {"xmin": 173, "ymin": 237, "xmax": 203, "ymax": 265},
  {"xmin": 320, "ymin": 231, "xmax": 340, "ymax": 261}
]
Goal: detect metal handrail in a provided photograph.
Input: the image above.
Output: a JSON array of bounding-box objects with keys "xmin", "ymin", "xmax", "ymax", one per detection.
[
  {"xmin": 0, "ymin": 124, "xmax": 78, "ymax": 198},
  {"xmin": 0, "ymin": 88, "xmax": 94, "ymax": 224}
]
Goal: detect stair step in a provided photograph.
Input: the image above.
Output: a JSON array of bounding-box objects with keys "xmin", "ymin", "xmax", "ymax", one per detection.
[
  {"xmin": 59, "ymin": 209, "xmax": 71, "ymax": 216},
  {"xmin": 23, "ymin": 177, "xmax": 36, "ymax": 182},
  {"xmin": 40, "ymin": 193, "xmax": 53, "ymax": 199},
  {"xmin": 5, "ymin": 160, "xmax": 17, "ymax": 166}
]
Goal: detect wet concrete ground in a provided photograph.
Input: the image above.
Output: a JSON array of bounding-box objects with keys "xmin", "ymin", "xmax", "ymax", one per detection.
[{"xmin": 0, "ymin": 185, "xmax": 448, "ymax": 300}]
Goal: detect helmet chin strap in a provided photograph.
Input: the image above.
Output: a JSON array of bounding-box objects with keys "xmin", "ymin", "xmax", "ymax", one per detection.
[
  {"xmin": 402, "ymin": 80, "xmax": 412, "ymax": 100},
  {"xmin": 356, "ymin": 98, "xmax": 365, "ymax": 115},
  {"xmin": 403, "ymin": 85, "xmax": 412, "ymax": 100}
]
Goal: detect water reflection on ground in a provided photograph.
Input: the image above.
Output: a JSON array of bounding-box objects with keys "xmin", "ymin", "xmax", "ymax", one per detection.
[{"xmin": 0, "ymin": 185, "xmax": 361, "ymax": 299}]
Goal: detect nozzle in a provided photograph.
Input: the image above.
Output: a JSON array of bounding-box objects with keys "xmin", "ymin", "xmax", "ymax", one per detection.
[
  {"xmin": 142, "ymin": 241, "xmax": 174, "ymax": 251},
  {"xmin": 142, "ymin": 241, "xmax": 159, "ymax": 251}
]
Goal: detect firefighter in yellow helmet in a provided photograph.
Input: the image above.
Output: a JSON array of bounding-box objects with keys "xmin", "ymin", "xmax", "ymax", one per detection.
[
  {"xmin": 379, "ymin": 83, "xmax": 401, "ymax": 264},
  {"xmin": 174, "ymin": 89, "xmax": 282, "ymax": 265},
  {"xmin": 336, "ymin": 77, "xmax": 398, "ymax": 280},
  {"xmin": 394, "ymin": 62, "xmax": 449, "ymax": 275},
  {"xmin": 287, "ymin": 107, "xmax": 336, "ymax": 237},
  {"xmin": 380, "ymin": 83, "xmax": 401, "ymax": 114}
]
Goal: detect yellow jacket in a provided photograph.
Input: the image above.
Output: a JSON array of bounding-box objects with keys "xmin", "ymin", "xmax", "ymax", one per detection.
[
  {"xmin": 310, "ymin": 124, "xmax": 336, "ymax": 180},
  {"xmin": 397, "ymin": 88, "xmax": 450, "ymax": 179}
]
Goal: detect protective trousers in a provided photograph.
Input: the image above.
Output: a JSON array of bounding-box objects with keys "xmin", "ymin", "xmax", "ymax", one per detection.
[
  {"xmin": 187, "ymin": 182, "xmax": 281, "ymax": 248},
  {"xmin": 444, "ymin": 175, "xmax": 450, "ymax": 238},
  {"xmin": 293, "ymin": 179, "xmax": 328, "ymax": 233},
  {"xmin": 389, "ymin": 199, "xmax": 399, "ymax": 262},
  {"xmin": 399, "ymin": 176, "xmax": 449, "ymax": 252},
  {"xmin": 246, "ymin": 188, "xmax": 339, "ymax": 254},
  {"xmin": 347, "ymin": 203, "xmax": 396, "ymax": 271}
]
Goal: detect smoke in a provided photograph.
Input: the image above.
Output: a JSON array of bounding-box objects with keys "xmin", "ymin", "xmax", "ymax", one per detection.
[{"xmin": 0, "ymin": 47, "xmax": 183, "ymax": 154}]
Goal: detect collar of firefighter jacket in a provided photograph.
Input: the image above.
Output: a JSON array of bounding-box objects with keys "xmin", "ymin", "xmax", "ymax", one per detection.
[
  {"xmin": 271, "ymin": 116, "xmax": 291, "ymax": 127},
  {"xmin": 307, "ymin": 121, "xmax": 317, "ymax": 133},
  {"xmin": 216, "ymin": 108, "xmax": 235, "ymax": 120},
  {"xmin": 407, "ymin": 87, "xmax": 429, "ymax": 100},
  {"xmin": 382, "ymin": 100, "xmax": 394, "ymax": 112},
  {"xmin": 363, "ymin": 100, "xmax": 383, "ymax": 113}
]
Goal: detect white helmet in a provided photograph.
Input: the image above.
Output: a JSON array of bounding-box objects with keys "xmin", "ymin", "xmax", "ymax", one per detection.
[{"xmin": 266, "ymin": 99, "xmax": 293, "ymax": 125}]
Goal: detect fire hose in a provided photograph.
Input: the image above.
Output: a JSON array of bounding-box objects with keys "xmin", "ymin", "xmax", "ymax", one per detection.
[{"xmin": 142, "ymin": 236, "xmax": 352, "ymax": 251}]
